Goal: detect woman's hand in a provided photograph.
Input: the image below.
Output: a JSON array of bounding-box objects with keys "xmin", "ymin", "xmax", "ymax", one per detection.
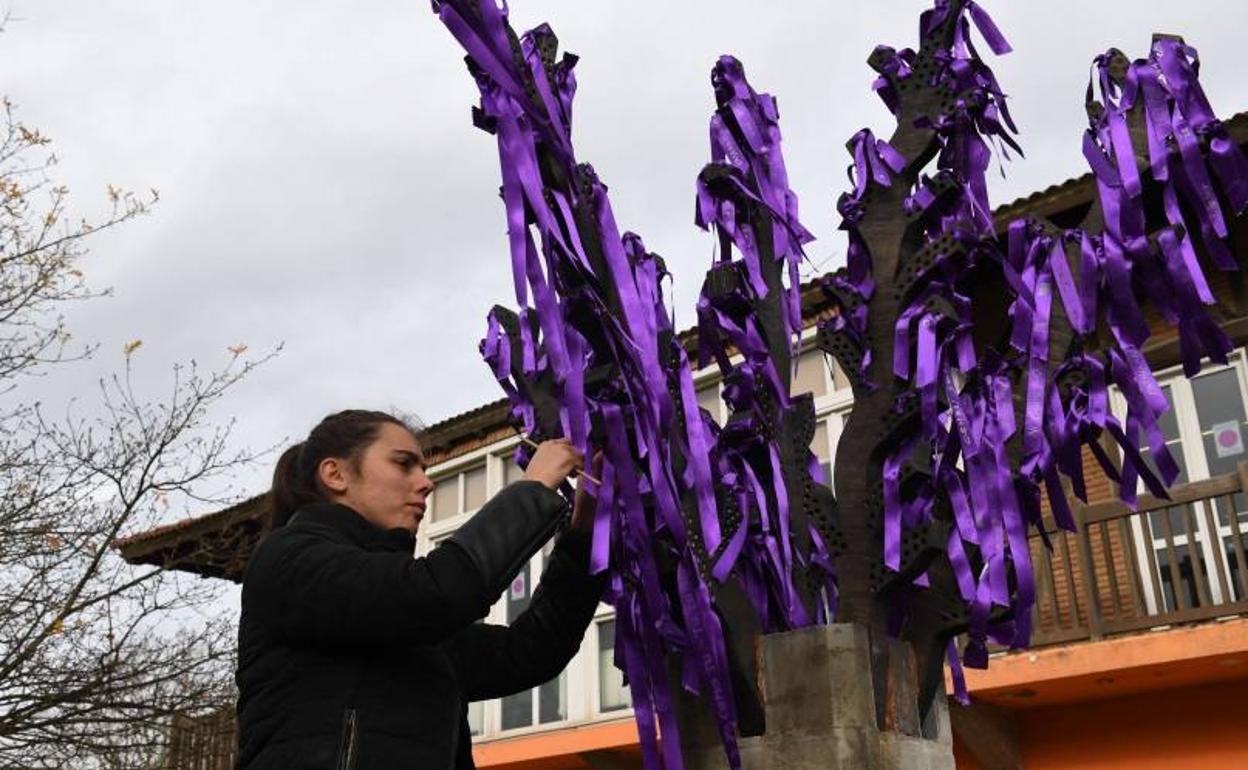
[
  {"xmin": 523, "ymin": 439, "xmax": 584, "ymax": 490},
  {"xmin": 569, "ymin": 452, "xmax": 603, "ymax": 533}
]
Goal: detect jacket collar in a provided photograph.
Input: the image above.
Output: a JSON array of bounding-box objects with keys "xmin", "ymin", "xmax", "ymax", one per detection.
[{"xmin": 290, "ymin": 502, "xmax": 416, "ymax": 553}]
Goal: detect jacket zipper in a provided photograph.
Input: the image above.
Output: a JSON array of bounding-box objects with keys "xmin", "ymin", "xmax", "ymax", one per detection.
[{"xmin": 337, "ymin": 708, "xmax": 359, "ymax": 770}]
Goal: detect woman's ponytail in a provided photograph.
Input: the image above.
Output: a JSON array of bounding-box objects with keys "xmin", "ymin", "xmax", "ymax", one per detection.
[{"xmin": 268, "ymin": 442, "xmax": 316, "ymax": 531}]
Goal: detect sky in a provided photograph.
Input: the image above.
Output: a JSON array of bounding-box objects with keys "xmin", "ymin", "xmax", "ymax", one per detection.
[{"xmin": 2, "ymin": 0, "xmax": 1247, "ymax": 518}]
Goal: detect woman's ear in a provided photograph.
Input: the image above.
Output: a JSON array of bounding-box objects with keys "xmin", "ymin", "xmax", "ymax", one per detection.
[{"xmin": 317, "ymin": 457, "xmax": 350, "ymax": 496}]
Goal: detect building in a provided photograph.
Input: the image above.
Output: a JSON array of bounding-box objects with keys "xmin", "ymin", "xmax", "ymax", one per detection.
[{"xmin": 117, "ymin": 115, "xmax": 1248, "ymax": 770}]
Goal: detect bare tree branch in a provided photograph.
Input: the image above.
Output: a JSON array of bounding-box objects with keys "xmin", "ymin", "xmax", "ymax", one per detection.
[{"xmin": 0, "ymin": 94, "xmax": 269, "ymax": 768}]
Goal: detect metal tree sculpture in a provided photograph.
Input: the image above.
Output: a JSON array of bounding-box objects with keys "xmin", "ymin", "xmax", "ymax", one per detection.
[
  {"xmin": 431, "ymin": 1, "xmax": 1248, "ymax": 768},
  {"xmin": 822, "ymin": 1, "xmax": 1248, "ymax": 722}
]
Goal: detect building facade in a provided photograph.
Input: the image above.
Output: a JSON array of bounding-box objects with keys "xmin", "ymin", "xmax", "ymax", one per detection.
[{"xmin": 120, "ymin": 116, "xmax": 1248, "ymax": 770}]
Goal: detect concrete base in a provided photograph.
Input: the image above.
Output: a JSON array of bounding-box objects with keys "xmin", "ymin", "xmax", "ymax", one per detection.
[{"xmin": 675, "ymin": 624, "xmax": 954, "ymax": 770}]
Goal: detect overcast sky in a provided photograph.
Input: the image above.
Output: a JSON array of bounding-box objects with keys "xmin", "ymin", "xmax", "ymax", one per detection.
[{"xmin": 2, "ymin": 1, "xmax": 1246, "ymax": 516}]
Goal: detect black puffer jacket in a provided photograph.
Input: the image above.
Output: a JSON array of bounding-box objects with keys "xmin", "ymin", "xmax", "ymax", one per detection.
[{"xmin": 235, "ymin": 481, "xmax": 606, "ymax": 770}]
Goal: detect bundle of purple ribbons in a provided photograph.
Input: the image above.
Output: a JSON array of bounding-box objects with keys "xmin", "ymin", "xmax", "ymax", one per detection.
[{"xmin": 432, "ymin": 1, "xmax": 1248, "ymax": 768}]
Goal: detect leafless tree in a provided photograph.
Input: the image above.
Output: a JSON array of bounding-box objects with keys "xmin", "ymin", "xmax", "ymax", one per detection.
[{"xmin": 0, "ymin": 95, "xmax": 268, "ymax": 768}]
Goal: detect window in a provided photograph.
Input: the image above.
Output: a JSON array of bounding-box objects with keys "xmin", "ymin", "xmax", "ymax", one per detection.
[
  {"xmin": 430, "ymin": 477, "xmax": 458, "ymax": 523},
  {"xmin": 1191, "ymin": 369, "xmax": 1248, "ymax": 525},
  {"xmin": 810, "ymin": 420, "xmax": 832, "ymax": 488},
  {"xmin": 830, "ymin": 358, "xmax": 851, "ymax": 391},
  {"xmin": 1137, "ymin": 385, "xmax": 1189, "ymax": 540},
  {"xmin": 467, "ymin": 691, "xmax": 484, "ymax": 737},
  {"xmin": 430, "ymin": 463, "xmax": 488, "ymax": 522},
  {"xmin": 503, "ymin": 453, "xmax": 526, "ymax": 486},
  {"xmin": 808, "ymin": 411, "xmax": 847, "ymax": 491},
  {"xmin": 597, "ymin": 619, "xmax": 631, "ymax": 712},
  {"xmin": 1123, "ymin": 354, "xmax": 1248, "ymax": 610},
  {"xmin": 792, "ymin": 349, "xmax": 828, "ymax": 399},
  {"xmin": 1187, "ymin": 365, "xmax": 1248, "ymax": 602},
  {"xmin": 500, "ymin": 540, "xmax": 567, "ymax": 730},
  {"xmin": 696, "ymin": 382, "xmax": 722, "ymax": 422},
  {"xmin": 463, "ymin": 465, "xmax": 488, "ymax": 511}
]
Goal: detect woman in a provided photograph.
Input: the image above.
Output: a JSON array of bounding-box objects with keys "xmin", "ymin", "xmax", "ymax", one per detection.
[{"xmin": 235, "ymin": 409, "xmax": 606, "ymax": 770}]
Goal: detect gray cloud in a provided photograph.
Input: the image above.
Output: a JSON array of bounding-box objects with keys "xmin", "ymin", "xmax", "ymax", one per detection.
[{"xmin": 1, "ymin": 0, "xmax": 1245, "ymax": 503}]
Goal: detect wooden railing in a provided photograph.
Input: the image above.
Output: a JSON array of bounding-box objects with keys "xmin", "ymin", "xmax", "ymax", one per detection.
[{"xmin": 1029, "ymin": 462, "xmax": 1248, "ymax": 646}]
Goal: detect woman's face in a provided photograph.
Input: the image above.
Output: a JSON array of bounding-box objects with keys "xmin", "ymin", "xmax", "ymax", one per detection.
[{"xmin": 321, "ymin": 422, "xmax": 434, "ymax": 534}]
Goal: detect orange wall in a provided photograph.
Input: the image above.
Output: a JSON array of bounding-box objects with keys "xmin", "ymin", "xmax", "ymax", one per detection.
[
  {"xmin": 1019, "ymin": 680, "xmax": 1247, "ymax": 769},
  {"xmin": 955, "ymin": 680, "xmax": 1248, "ymax": 770}
]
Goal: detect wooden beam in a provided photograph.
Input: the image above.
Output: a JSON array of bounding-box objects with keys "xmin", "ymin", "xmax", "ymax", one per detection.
[{"xmin": 948, "ymin": 699, "xmax": 1022, "ymax": 770}]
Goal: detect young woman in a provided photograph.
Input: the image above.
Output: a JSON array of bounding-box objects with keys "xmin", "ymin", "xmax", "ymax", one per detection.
[{"xmin": 235, "ymin": 410, "xmax": 606, "ymax": 770}]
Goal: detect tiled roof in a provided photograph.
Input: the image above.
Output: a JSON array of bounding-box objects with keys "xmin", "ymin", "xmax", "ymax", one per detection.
[
  {"xmin": 114, "ymin": 495, "xmax": 265, "ymax": 549},
  {"xmin": 112, "ymin": 494, "xmax": 269, "ymax": 581}
]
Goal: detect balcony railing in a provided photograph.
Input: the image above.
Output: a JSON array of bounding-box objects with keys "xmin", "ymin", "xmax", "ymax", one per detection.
[{"xmin": 1029, "ymin": 462, "xmax": 1248, "ymax": 646}]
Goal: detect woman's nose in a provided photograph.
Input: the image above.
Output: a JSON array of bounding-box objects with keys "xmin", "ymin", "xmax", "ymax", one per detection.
[{"xmin": 415, "ymin": 471, "xmax": 434, "ymax": 496}]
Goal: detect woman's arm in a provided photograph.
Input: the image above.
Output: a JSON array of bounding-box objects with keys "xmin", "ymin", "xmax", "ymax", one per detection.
[
  {"xmin": 244, "ymin": 481, "xmax": 569, "ymax": 647},
  {"xmin": 443, "ymin": 526, "xmax": 607, "ymax": 700}
]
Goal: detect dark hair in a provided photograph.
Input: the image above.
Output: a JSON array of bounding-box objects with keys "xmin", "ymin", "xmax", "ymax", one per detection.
[{"xmin": 268, "ymin": 409, "xmax": 421, "ymax": 531}]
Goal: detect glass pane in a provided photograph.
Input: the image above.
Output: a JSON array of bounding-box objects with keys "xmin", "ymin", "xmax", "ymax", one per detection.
[
  {"xmin": 1146, "ymin": 441, "xmax": 1187, "ymax": 484},
  {"xmin": 538, "ymin": 672, "xmax": 566, "ymax": 724},
  {"xmin": 504, "ymin": 454, "xmax": 526, "ymax": 486},
  {"xmin": 810, "ymin": 421, "xmax": 830, "ymax": 463},
  {"xmin": 1155, "ymin": 548, "xmax": 1203, "ymax": 612},
  {"xmin": 1147, "ymin": 498, "xmax": 1191, "ymax": 543},
  {"xmin": 463, "ymin": 465, "xmax": 488, "ymax": 511},
  {"xmin": 1155, "ymin": 384, "xmax": 1180, "ymax": 443},
  {"xmin": 430, "ymin": 476, "xmax": 459, "ymax": 522},
  {"xmin": 1141, "ymin": 441, "xmax": 1187, "ymax": 537},
  {"xmin": 467, "ymin": 700, "xmax": 484, "ymax": 736},
  {"xmin": 507, "ymin": 561, "xmax": 531, "ymax": 622},
  {"xmin": 830, "ymin": 358, "xmax": 850, "ymax": 391},
  {"xmin": 1195, "ymin": 369, "xmax": 1248, "ymax": 526},
  {"xmin": 598, "ymin": 620, "xmax": 631, "ymax": 712},
  {"xmin": 502, "ymin": 557, "xmax": 539, "ymax": 731},
  {"xmin": 1225, "ymin": 537, "xmax": 1248, "ymax": 602},
  {"xmin": 1188, "ymin": 370, "xmax": 1248, "ymax": 523},
  {"xmin": 791, "ymin": 350, "xmax": 828, "ymax": 398},
  {"xmin": 1203, "ymin": 428, "xmax": 1248, "ymax": 478},
  {"xmin": 501, "ymin": 689, "xmax": 532, "ymax": 730},
  {"xmin": 1204, "ymin": 442, "xmax": 1248, "ymax": 528},
  {"xmin": 1191, "ymin": 369, "xmax": 1246, "ymax": 432},
  {"xmin": 696, "ymin": 384, "xmax": 721, "ymax": 421}
]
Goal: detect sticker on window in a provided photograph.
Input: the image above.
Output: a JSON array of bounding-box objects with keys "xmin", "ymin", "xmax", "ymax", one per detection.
[
  {"xmin": 1212, "ymin": 420, "xmax": 1244, "ymax": 458},
  {"xmin": 510, "ymin": 573, "xmax": 527, "ymax": 600}
]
